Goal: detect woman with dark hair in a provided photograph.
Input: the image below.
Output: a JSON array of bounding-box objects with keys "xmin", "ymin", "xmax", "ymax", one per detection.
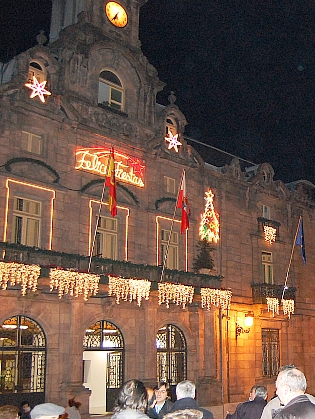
[
  {"xmin": 111, "ymin": 379, "xmax": 150, "ymax": 419},
  {"xmin": 147, "ymin": 382, "xmax": 173, "ymax": 419}
]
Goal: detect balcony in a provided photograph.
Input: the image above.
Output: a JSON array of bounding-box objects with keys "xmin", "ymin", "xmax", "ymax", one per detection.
[
  {"xmin": 257, "ymin": 217, "xmax": 281, "ymax": 241},
  {"xmin": 0, "ymin": 241, "xmax": 223, "ymax": 289},
  {"xmin": 251, "ymin": 282, "xmax": 296, "ymax": 304}
]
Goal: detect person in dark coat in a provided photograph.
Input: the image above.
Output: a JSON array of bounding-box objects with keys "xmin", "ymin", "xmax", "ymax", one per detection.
[
  {"xmin": 169, "ymin": 380, "xmax": 214, "ymax": 419},
  {"xmin": 225, "ymin": 386, "xmax": 267, "ymax": 419},
  {"xmin": 147, "ymin": 381, "xmax": 173, "ymax": 419},
  {"xmin": 273, "ymin": 368, "xmax": 315, "ymax": 419}
]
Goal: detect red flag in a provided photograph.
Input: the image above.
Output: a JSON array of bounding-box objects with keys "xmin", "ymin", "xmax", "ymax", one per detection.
[
  {"xmin": 106, "ymin": 147, "xmax": 117, "ymax": 217},
  {"xmin": 177, "ymin": 170, "xmax": 190, "ymax": 234}
]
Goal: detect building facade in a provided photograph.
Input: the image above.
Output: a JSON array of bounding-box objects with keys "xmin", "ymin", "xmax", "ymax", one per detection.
[{"xmin": 1, "ymin": 1, "xmax": 315, "ymax": 418}]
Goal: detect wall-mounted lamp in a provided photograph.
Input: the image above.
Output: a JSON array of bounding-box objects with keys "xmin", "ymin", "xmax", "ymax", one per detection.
[{"xmin": 236, "ymin": 311, "xmax": 254, "ymax": 339}]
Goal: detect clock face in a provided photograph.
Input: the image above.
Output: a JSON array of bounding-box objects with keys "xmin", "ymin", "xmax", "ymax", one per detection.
[{"xmin": 105, "ymin": 2, "xmax": 128, "ymax": 28}]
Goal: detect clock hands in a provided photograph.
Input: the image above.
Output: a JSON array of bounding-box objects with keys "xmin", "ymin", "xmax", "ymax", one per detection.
[{"xmin": 111, "ymin": 12, "xmax": 119, "ymax": 21}]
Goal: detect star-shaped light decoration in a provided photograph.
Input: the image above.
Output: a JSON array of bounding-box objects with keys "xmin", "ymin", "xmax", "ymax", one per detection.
[
  {"xmin": 165, "ymin": 132, "xmax": 182, "ymax": 152},
  {"xmin": 128, "ymin": 157, "xmax": 145, "ymax": 177},
  {"xmin": 25, "ymin": 76, "xmax": 51, "ymax": 103}
]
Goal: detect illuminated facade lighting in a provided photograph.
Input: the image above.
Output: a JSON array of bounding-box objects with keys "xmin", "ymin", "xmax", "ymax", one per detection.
[
  {"xmin": 89, "ymin": 200, "xmax": 129, "ymax": 261},
  {"xmin": 75, "ymin": 147, "xmax": 145, "ymax": 187},
  {"xmin": 49, "ymin": 268, "xmax": 100, "ymax": 301},
  {"xmin": 0, "ymin": 261, "xmax": 40, "ymax": 295},
  {"xmin": 200, "ymin": 288, "xmax": 232, "ymax": 311},
  {"xmin": 158, "ymin": 282, "xmax": 194, "ymax": 309},
  {"xmin": 4, "ymin": 179, "xmax": 55, "ymax": 250},
  {"xmin": 108, "ymin": 275, "xmax": 151, "ymax": 306}
]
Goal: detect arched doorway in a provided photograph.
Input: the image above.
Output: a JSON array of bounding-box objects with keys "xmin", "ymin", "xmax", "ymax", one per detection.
[
  {"xmin": 0, "ymin": 315, "xmax": 46, "ymax": 407},
  {"xmin": 156, "ymin": 324, "xmax": 187, "ymax": 398},
  {"xmin": 83, "ymin": 320, "xmax": 124, "ymax": 413}
]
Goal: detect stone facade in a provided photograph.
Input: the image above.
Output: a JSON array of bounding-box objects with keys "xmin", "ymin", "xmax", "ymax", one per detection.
[{"xmin": 1, "ymin": 1, "xmax": 315, "ymax": 418}]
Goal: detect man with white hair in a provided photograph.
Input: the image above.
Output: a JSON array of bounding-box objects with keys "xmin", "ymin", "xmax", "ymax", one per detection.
[
  {"xmin": 273, "ymin": 368, "xmax": 315, "ymax": 418},
  {"xmin": 30, "ymin": 403, "xmax": 65, "ymax": 419},
  {"xmin": 260, "ymin": 365, "xmax": 315, "ymax": 419},
  {"xmin": 169, "ymin": 381, "xmax": 214, "ymax": 419}
]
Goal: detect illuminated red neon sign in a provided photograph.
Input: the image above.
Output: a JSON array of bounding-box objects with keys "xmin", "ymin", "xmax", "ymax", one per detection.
[{"xmin": 75, "ymin": 147, "xmax": 145, "ymax": 187}]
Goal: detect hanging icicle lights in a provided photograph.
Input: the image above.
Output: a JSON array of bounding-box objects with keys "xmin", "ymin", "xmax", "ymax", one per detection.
[
  {"xmin": 266, "ymin": 297, "xmax": 279, "ymax": 316},
  {"xmin": 49, "ymin": 268, "xmax": 100, "ymax": 300},
  {"xmin": 108, "ymin": 275, "xmax": 151, "ymax": 306},
  {"xmin": 158, "ymin": 283, "xmax": 194, "ymax": 309},
  {"xmin": 0, "ymin": 261, "xmax": 41, "ymax": 295},
  {"xmin": 264, "ymin": 225, "xmax": 277, "ymax": 244},
  {"xmin": 282, "ymin": 299, "xmax": 295, "ymax": 318},
  {"xmin": 201, "ymin": 288, "xmax": 232, "ymax": 311}
]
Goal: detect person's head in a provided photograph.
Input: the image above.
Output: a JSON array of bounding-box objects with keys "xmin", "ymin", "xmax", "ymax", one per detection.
[
  {"xmin": 68, "ymin": 398, "xmax": 81, "ymax": 410},
  {"xmin": 276, "ymin": 368, "xmax": 306, "ymax": 406},
  {"xmin": 164, "ymin": 409, "xmax": 203, "ymax": 419},
  {"xmin": 255, "ymin": 386, "xmax": 268, "ymax": 400},
  {"xmin": 115, "ymin": 379, "xmax": 148, "ymax": 412},
  {"xmin": 249, "ymin": 385, "xmax": 258, "ymax": 401},
  {"xmin": 176, "ymin": 381, "xmax": 195, "ymax": 400},
  {"xmin": 0, "ymin": 405, "xmax": 19, "ymax": 419},
  {"xmin": 21, "ymin": 402, "xmax": 31, "ymax": 413},
  {"xmin": 30, "ymin": 403, "xmax": 65, "ymax": 419},
  {"xmin": 154, "ymin": 381, "xmax": 171, "ymax": 405},
  {"xmin": 278, "ymin": 364, "xmax": 297, "ymax": 373}
]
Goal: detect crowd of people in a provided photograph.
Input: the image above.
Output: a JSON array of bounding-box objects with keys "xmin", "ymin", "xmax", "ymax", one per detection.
[{"xmin": 0, "ymin": 365, "xmax": 314, "ymax": 419}]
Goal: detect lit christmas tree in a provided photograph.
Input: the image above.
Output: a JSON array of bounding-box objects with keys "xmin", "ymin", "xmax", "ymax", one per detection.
[{"xmin": 199, "ymin": 190, "xmax": 220, "ymax": 243}]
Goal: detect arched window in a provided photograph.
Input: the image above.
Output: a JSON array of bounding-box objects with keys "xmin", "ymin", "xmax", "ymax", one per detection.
[
  {"xmin": 0, "ymin": 316, "xmax": 46, "ymax": 405},
  {"xmin": 98, "ymin": 71, "xmax": 123, "ymax": 110},
  {"xmin": 156, "ymin": 324, "xmax": 187, "ymax": 385},
  {"xmin": 166, "ymin": 117, "xmax": 178, "ymax": 136},
  {"xmin": 83, "ymin": 320, "xmax": 124, "ymax": 413},
  {"xmin": 28, "ymin": 61, "xmax": 46, "ymax": 83}
]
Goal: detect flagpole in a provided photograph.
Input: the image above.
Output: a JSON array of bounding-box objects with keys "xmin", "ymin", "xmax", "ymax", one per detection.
[
  {"xmin": 88, "ymin": 179, "xmax": 107, "ymax": 273},
  {"xmin": 281, "ymin": 216, "xmax": 302, "ymax": 300},
  {"xmin": 159, "ymin": 169, "xmax": 185, "ymax": 283},
  {"xmin": 88, "ymin": 147, "xmax": 113, "ymax": 272}
]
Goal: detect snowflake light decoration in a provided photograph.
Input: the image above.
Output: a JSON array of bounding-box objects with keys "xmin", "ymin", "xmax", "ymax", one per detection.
[
  {"xmin": 25, "ymin": 76, "xmax": 51, "ymax": 103},
  {"xmin": 165, "ymin": 132, "xmax": 182, "ymax": 152}
]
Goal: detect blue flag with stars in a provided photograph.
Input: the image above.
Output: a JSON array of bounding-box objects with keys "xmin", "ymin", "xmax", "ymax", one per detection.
[{"xmin": 296, "ymin": 218, "xmax": 306, "ymax": 265}]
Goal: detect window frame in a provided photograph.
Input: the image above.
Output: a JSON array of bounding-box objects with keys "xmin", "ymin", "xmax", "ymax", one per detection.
[
  {"xmin": 161, "ymin": 229, "xmax": 179, "ymax": 270},
  {"xmin": 94, "ymin": 215, "xmax": 118, "ymax": 260},
  {"xmin": 262, "ymin": 251, "xmax": 274, "ymax": 284},
  {"xmin": 28, "ymin": 61, "xmax": 46, "ymax": 84},
  {"xmin": 164, "ymin": 176, "xmax": 176, "ymax": 195},
  {"xmin": 262, "ymin": 328, "xmax": 280, "ymax": 378},
  {"xmin": 21, "ymin": 131, "xmax": 43, "ymax": 155},
  {"xmin": 262, "ymin": 205, "xmax": 270, "ymax": 219},
  {"xmin": 98, "ymin": 70, "xmax": 124, "ymax": 111},
  {"xmin": 12, "ymin": 197, "xmax": 42, "ymax": 247}
]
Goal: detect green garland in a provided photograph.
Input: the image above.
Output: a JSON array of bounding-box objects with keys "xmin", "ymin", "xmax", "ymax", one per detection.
[
  {"xmin": 5, "ymin": 157, "xmax": 60, "ymax": 183},
  {"xmin": 155, "ymin": 197, "xmax": 177, "ymax": 210}
]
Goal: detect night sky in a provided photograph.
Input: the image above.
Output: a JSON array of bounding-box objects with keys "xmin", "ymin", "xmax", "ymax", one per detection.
[{"xmin": 1, "ymin": 0, "xmax": 315, "ymax": 184}]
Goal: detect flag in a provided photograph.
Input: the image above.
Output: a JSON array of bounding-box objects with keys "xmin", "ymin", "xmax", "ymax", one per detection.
[
  {"xmin": 296, "ymin": 217, "xmax": 306, "ymax": 265},
  {"xmin": 177, "ymin": 170, "xmax": 190, "ymax": 234},
  {"xmin": 106, "ymin": 147, "xmax": 117, "ymax": 217}
]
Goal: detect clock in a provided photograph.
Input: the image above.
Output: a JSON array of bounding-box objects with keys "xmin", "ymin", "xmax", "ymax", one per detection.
[{"xmin": 105, "ymin": 2, "xmax": 128, "ymax": 28}]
